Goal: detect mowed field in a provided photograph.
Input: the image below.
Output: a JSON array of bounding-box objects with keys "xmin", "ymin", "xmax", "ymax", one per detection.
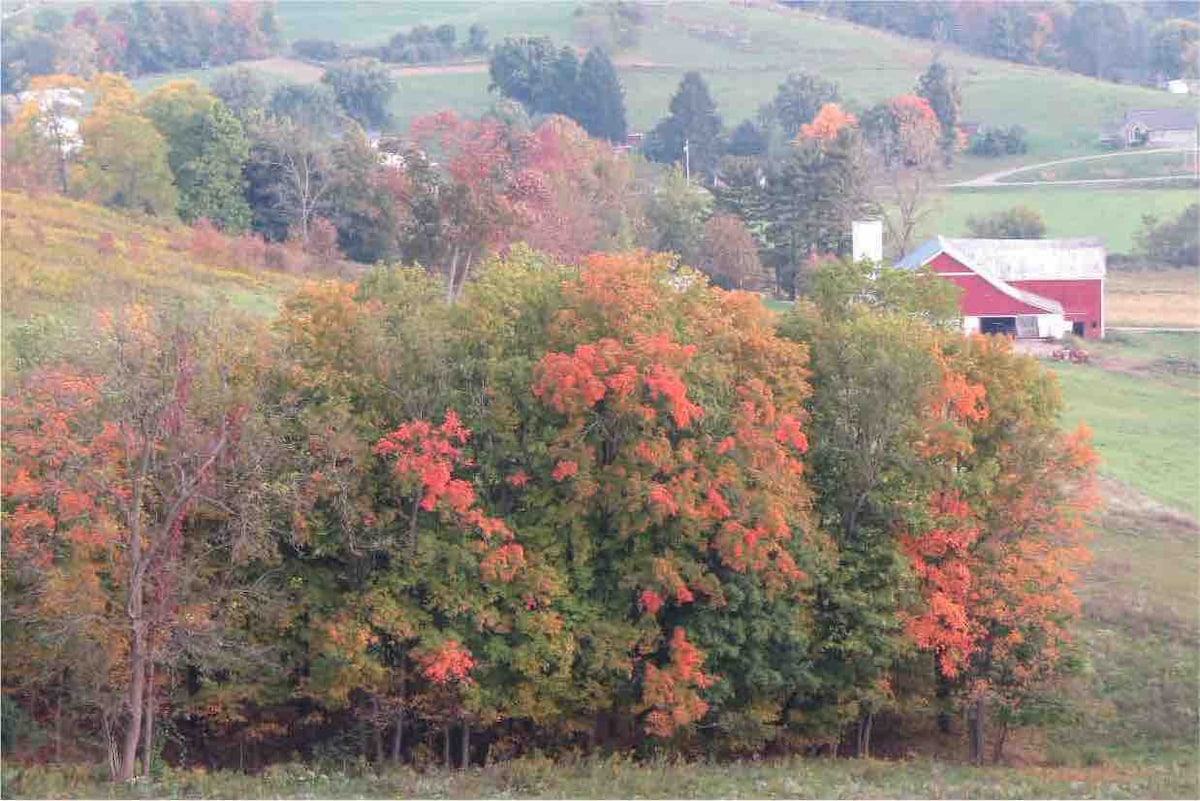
[{"xmin": 920, "ymin": 187, "xmax": 1199, "ymax": 254}]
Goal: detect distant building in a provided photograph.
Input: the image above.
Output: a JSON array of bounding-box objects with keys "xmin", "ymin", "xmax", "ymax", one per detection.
[
  {"xmin": 1120, "ymin": 108, "xmax": 1199, "ymax": 147},
  {"xmin": 897, "ymin": 237, "xmax": 1107, "ymax": 340},
  {"xmin": 15, "ymin": 87, "xmax": 85, "ymax": 156}
]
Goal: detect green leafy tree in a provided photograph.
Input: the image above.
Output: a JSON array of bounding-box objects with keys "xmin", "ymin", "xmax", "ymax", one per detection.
[
  {"xmin": 574, "ymin": 48, "xmax": 627, "ymax": 143},
  {"xmin": 141, "ymin": 80, "xmax": 252, "ymax": 231},
  {"xmin": 644, "ymin": 72, "xmax": 724, "ymax": 177},
  {"xmin": 76, "ymin": 76, "xmax": 176, "ymax": 216},
  {"xmin": 646, "ymin": 166, "xmax": 712, "ymax": 264},
  {"xmin": 211, "ymin": 66, "xmax": 271, "ymax": 121},
  {"xmin": 770, "ymin": 72, "xmax": 841, "ymax": 139},
  {"xmin": 321, "ymin": 59, "xmax": 396, "ymax": 130},
  {"xmin": 488, "ymin": 36, "xmax": 578, "ymax": 116}
]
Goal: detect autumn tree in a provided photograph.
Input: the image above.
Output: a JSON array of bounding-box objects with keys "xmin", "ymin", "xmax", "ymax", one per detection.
[
  {"xmin": 2, "ymin": 304, "xmax": 271, "ymax": 780},
  {"xmin": 903, "ymin": 334, "xmax": 1098, "ymax": 762},
  {"xmin": 698, "ymin": 213, "xmax": 765, "ymax": 290},
  {"xmin": 75, "ymin": 74, "xmax": 177, "ymax": 216},
  {"xmin": 861, "ymin": 95, "xmax": 944, "ymax": 257}
]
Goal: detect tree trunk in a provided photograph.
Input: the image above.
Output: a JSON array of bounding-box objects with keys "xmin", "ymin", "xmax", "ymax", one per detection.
[
  {"xmin": 461, "ymin": 720, "xmax": 470, "ymax": 770},
  {"xmin": 968, "ymin": 696, "xmax": 986, "ymax": 765},
  {"xmin": 445, "ymin": 247, "xmax": 460, "ymax": 306},
  {"xmin": 55, "ymin": 693, "xmax": 63, "ymax": 764},
  {"xmin": 372, "ymin": 696, "xmax": 384, "ymax": 764},
  {"xmin": 444, "ymin": 723, "xmax": 451, "ymax": 768},
  {"xmin": 935, "ymin": 670, "xmax": 953, "ymax": 734},
  {"xmin": 119, "ymin": 590, "xmax": 146, "ymax": 781},
  {"xmin": 142, "ymin": 659, "xmax": 156, "ymax": 777},
  {"xmin": 992, "ymin": 719, "xmax": 1009, "ymax": 764},
  {"xmin": 391, "ymin": 665, "xmax": 406, "ymax": 763},
  {"xmin": 856, "ymin": 711, "xmax": 873, "ymax": 758},
  {"xmin": 103, "ymin": 711, "xmax": 120, "ymax": 780}
]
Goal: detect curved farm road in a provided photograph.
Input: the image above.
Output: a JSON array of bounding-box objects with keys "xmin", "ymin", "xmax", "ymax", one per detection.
[
  {"xmin": 393, "ymin": 57, "xmax": 662, "ymax": 77},
  {"xmin": 947, "ymin": 147, "xmax": 1197, "ymax": 188}
]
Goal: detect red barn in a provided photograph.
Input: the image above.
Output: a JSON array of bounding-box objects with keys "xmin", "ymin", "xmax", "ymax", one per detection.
[{"xmin": 896, "ymin": 237, "xmax": 1106, "ymax": 339}]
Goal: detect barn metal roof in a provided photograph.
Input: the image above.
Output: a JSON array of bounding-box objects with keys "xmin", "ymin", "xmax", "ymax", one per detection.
[
  {"xmin": 1122, "ymin": 108, "xmax": 1199, "ymax": 132},
  {"xmin": 897, "ymin": 237, "xmax": 1106, "ymax": 281}
]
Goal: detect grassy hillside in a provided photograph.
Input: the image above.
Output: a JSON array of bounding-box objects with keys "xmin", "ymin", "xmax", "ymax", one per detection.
[
  {"xmin": 1045, "ymin": 337, "xmax": 1199, "ymax": 771},
  {"xmin": 255, "ymin": 1, "xmax": 1193, "ymax": 164},
  {"xmin": 1, "ymin": 192, "xmax": 300, "ymax": 379}
]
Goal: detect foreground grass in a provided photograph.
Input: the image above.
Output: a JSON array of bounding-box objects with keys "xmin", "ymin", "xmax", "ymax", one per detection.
[{"xmin": 4, "ymin": 753, "xmax": 1198, "ymax": 800}]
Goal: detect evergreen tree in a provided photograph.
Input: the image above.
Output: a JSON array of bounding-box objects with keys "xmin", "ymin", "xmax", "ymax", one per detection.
[
  {"xmin": 915, "ymin": 60, "xmax": 961, "ymax": 156},
  {"xmin": 574, "ymin": 48, "xmax": 627, "ymax": 142},
  {"xmin": 644, "ymin": 71, "xmax": 724, "ymax": 177}
]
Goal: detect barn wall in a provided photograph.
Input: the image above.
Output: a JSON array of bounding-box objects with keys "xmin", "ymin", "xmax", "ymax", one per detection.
[
  {"xmin": 1010, "ymin": 279, "xmax": 1104, "ymax": 338},
  {"xmin": 926, "ymin": 253, "xmax": 1049, "ymax": 316}
]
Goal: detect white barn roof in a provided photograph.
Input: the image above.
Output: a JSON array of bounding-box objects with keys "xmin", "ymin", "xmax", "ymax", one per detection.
[{"xmin": 898, "ymin": 236, "xmax": 1106, "ymax": 282}]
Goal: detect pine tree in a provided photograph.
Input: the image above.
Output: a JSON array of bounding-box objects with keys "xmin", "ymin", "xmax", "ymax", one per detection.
[
  {"xmin": 644, "ymin": 71, "xmax": 724, "ymax": 177},
  {"xmin": 574, "ymin": 48, "xmax": 627, "ymax": 143},
  {"xmin": 915, "ymin": 60, "xmax": 960, "ymax": 157}
]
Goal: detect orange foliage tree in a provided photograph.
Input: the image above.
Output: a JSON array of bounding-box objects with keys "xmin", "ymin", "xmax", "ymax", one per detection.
[{"xmin": 903, "ymin": 335, "xmax": 1099, "ymax": 762}]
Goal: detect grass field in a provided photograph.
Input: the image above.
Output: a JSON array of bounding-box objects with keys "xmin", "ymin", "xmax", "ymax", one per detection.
[
  {"xmin": 1050, "ymin": 333, "xmax": 1200, "ymax": 517},
  {"xmin": 3, "ymin": 750, "xmax": 1197, "ymax": 799},
  {"xmin": 998, "ymin": 150, "xmax": 1200, "ymax": 184},
  {"xmin": 920, "ymin": 186, "xmax": 1199, "ymax": 254},
  {"xmin": 1045, "ymin": 335, "xmax": 1199, "ymax": 772}
]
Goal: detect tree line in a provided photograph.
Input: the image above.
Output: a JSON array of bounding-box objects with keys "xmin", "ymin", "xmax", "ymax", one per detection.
[
  {"xmin": 811, "ymin": 0, "xmax": 1199, "ymax": 85},
  {"xmin": 2, "ymin": 241, "xmax": 1098, "ymax": 777},
  {"xmin": 1, "ymin": 1, "xmax": 281, "ymax": 93}
]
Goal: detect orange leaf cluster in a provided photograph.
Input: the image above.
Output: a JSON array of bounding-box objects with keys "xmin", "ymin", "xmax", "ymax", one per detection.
[{"xmin": 642, "ymin": 628, "xmax": 715, "ymax": 737}]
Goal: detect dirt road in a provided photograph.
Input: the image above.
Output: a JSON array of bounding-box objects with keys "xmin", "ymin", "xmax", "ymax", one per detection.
[{"xmin": 947, "ymin": 147, "xmax": 1197, "ymax": 188}]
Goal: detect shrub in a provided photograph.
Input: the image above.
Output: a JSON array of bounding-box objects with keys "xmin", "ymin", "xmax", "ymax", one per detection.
[
  {"xmin": 966, "ymin": 205, "xmax": 1046, "ymax": 238},
  {"xmin": 1134, "ymin": 204, "xmax": 1199, "ymax": 267}
]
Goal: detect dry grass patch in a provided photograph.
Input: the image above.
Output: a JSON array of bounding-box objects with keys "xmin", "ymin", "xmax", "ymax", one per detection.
[{"xmin": 1106, "ymin": 270, "xmax": 1200, "ymax": 328}]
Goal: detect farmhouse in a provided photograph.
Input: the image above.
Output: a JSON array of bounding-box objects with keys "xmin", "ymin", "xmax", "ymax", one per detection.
[
  {"xmin": 1119, "ymin": 108, "xmax": 1199, "ymax": 147},
  {"xmin": 896, "ymin": 236, "xmax": 1106, "ymax": 340}
]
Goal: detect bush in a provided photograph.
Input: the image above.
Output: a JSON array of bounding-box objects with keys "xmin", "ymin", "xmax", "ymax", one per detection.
[
  {"xmin": 968, "ymin": 125, "xmax": 1028, "ymax": 157},
  {"xmin": 293, "ymin": 39, "xmax": 343, "ymax": 62},
  {"xmin": 966, "ymin": 205, "xmax": 1046, "ymax": 238},
  {"xmin": 1134, "ymin": 204, "xmax": 1199, "ymax": 267}
]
